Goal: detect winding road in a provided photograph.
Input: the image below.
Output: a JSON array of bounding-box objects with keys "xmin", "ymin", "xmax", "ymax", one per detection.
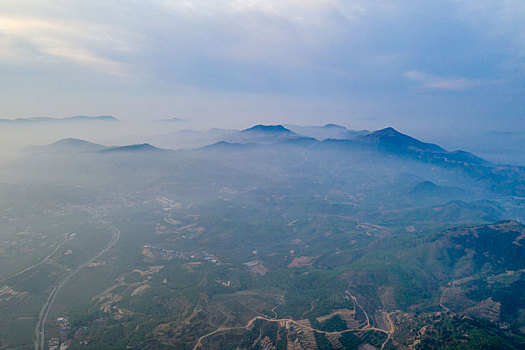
[
  {"xmin": 193, "ymin": 289, "xmax": 396, "ymax": 349},
  {"xmin": 33, "ymin": 221, "xmax": 120, "ymax": 350},
  {"xmin": 381, "ymin": 311, "xmax": 396, "ymax": 350}
]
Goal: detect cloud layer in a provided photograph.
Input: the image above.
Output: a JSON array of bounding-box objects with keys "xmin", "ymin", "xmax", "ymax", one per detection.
[{"xmin": 0, "ymin": 0, "xmax": 524, "ymax": 133}]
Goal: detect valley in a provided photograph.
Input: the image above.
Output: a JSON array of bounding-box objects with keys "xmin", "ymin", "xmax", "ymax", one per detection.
[{"xmin": 0, "ymin": 125, "xmax": 524, "ymax": 349}]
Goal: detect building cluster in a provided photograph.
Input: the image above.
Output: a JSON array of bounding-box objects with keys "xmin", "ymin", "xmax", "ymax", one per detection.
[
  {"xmin": 143, "ymin": 245, "xmax": 221, "ymax": 263},
  {"xmin": 48, "ymin": 316, "xmax": 71, "ymax": 350}
]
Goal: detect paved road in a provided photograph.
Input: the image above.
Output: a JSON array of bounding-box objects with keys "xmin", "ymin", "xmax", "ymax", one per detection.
[
  {"xmin": 34, "ymin": 222, "xmax": 120, "ymax": 350},
  {"xmin": 0, "ymin": 233, "xmax": 70, "ymax": 284}
]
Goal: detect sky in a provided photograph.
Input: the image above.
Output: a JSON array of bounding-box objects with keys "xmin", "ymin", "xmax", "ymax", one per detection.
[{"xmin": 0, "ymin": 0, "xmax": 524, "ymax": 135}]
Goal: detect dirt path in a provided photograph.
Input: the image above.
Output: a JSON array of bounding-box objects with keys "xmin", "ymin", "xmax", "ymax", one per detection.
[
  {"xmin": 439, "ymin": 288, "xmax": 453, "ymax": 314},
  {"xmin": 381, "ymin": 311, "xmax": 396, "ymax": 350},
  {"xmin": 270, "ymin": 295, "xmax": 284, "ymax": 318},
  {"xmin": 193, "ymin": 289, "xmax": 395, "ymax": 349},
  {"xmin": 346, "ymin": 290, "xmax": 370, "ymax": 328}
]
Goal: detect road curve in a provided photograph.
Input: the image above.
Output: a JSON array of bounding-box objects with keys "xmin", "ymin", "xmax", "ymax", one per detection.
[{"xmin": 34, "ymin": 222, "xmax": 120, "ymax": 350}]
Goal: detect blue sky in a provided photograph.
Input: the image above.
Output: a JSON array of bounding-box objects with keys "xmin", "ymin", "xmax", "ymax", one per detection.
[{"xmin": 0, "ymin": 0, "xmax": 524, "ymax": 134}]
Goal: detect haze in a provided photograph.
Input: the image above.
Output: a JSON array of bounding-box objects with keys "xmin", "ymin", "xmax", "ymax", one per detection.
[
  {"xmin": 1, "ymin": 2, "xmax": 525, "ymax": 349},
  {"xmin": 1, "ymin": 1, "xmax": 524, "ymax": 136}
]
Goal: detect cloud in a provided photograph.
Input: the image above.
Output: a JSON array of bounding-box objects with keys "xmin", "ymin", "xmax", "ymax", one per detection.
[
  {"xmin": 0, "ymin": 1, "xmax": 402, "ymax": 84},
  {"xmin": 0, "ymin": 0, "xmax": 524, "ymax": 132},
  {"xmin": 404, "ymin": 70, "xmax": 482, "ymax": 91},
  {"xmin": 0, "ymin": 15, "xmax": 136, "ymax": 77}
]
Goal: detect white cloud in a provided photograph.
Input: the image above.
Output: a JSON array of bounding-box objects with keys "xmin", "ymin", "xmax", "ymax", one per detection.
[
  {"xmin": 0, "ymin": 13, "xmax": 137, "ymax": 77},
  {"xmin": 0, "ymin": 0, "xmax": 523, "ymax": 129},
  {"xmin": 404, "ymin": 70, "xmax": 482, "ymax": 91},
  {"xmin": 0, "ymin": 1, "xmax": 435, "ymax": 83}
]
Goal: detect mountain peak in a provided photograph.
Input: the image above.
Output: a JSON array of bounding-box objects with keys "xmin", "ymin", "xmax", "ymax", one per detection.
[
  {"xmin": 52, "ymin": 138, "xmax": 93, "ymax": 145},
  {"xmin": 0, "ymin": 115, "xmax": 118, "ymax": 123},
  {"xmin": 242, "ymin": 124, "xmax": 294, "ymax": 134},
  {"xmin": 68, "ymin": 115, "xmax": 118, "ymax": 122},
  {"xmin": 414, "ymin": 180, "xmax": 439, "ymax": 189},
  {"xmin": 156, "ymin": 117, "xmax": 185, "ymax": 123},
  {"xmin": 375, "ymin": 127, "xmax": 402, "ymax": 135},
  {"xmin": 25, "ymin": 138, "xmax": 107, "ymax": 153},
  {"xmin": 102, "ymin": 143, "xmax": 164, "ymax": 153},
  {"xmin": 323, "ymin": 124, "xmax": 346, "ymax": 129},
  {"xmin": 365, "ymin": 127, "xmax": 446, "ymax": 153}
]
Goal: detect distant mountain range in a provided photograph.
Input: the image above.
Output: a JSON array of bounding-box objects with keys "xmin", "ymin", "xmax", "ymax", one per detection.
[
  {"xmin": 285, "ymin": 123, "xmax": 369, "ymax": 140},
  {"xmin": 0, "ymin": 116, "xmax": 118, "ymax": 123},
  {"xmin": 358, "ymin": 127, "xmax": 488, "ymax": 165},
  {"xmin": 204, "ymin": 124, "xmax": 525, "ymax": 197},
  {"xmin": 27, "ymin": 124, "xmax": 525, "ymax": 196},
  {"xmin": 26, "ymin": 138, "xmax": 108, "ymax": 153},
  {"xmin": 226, "ymin": 124, "xmax": 315, "ymax": 144},
  {"xmin": 27, "ymin": 138, "xmax": 164, "ymax": 154},
  {"xmin": 101, "ymin": 143, "xmax": 165, "ymax": 153},
  {"xmin": 242, "ymin": 124, "xmax": 296, "ymax": 134},
  {"xmin": 155, "ymin": 117, "xmax": 185, "ymax": 123}
]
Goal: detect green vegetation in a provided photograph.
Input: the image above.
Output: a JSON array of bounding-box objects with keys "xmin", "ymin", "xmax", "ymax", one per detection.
[{"xmin": 1, "ymin": 139, "xmax": 525, "ymax": 348}]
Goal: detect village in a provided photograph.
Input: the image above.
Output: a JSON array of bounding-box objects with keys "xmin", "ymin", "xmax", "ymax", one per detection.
[{"xmin": 142, "ymin": 245, "xmax": 222, "ymax": 264}]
